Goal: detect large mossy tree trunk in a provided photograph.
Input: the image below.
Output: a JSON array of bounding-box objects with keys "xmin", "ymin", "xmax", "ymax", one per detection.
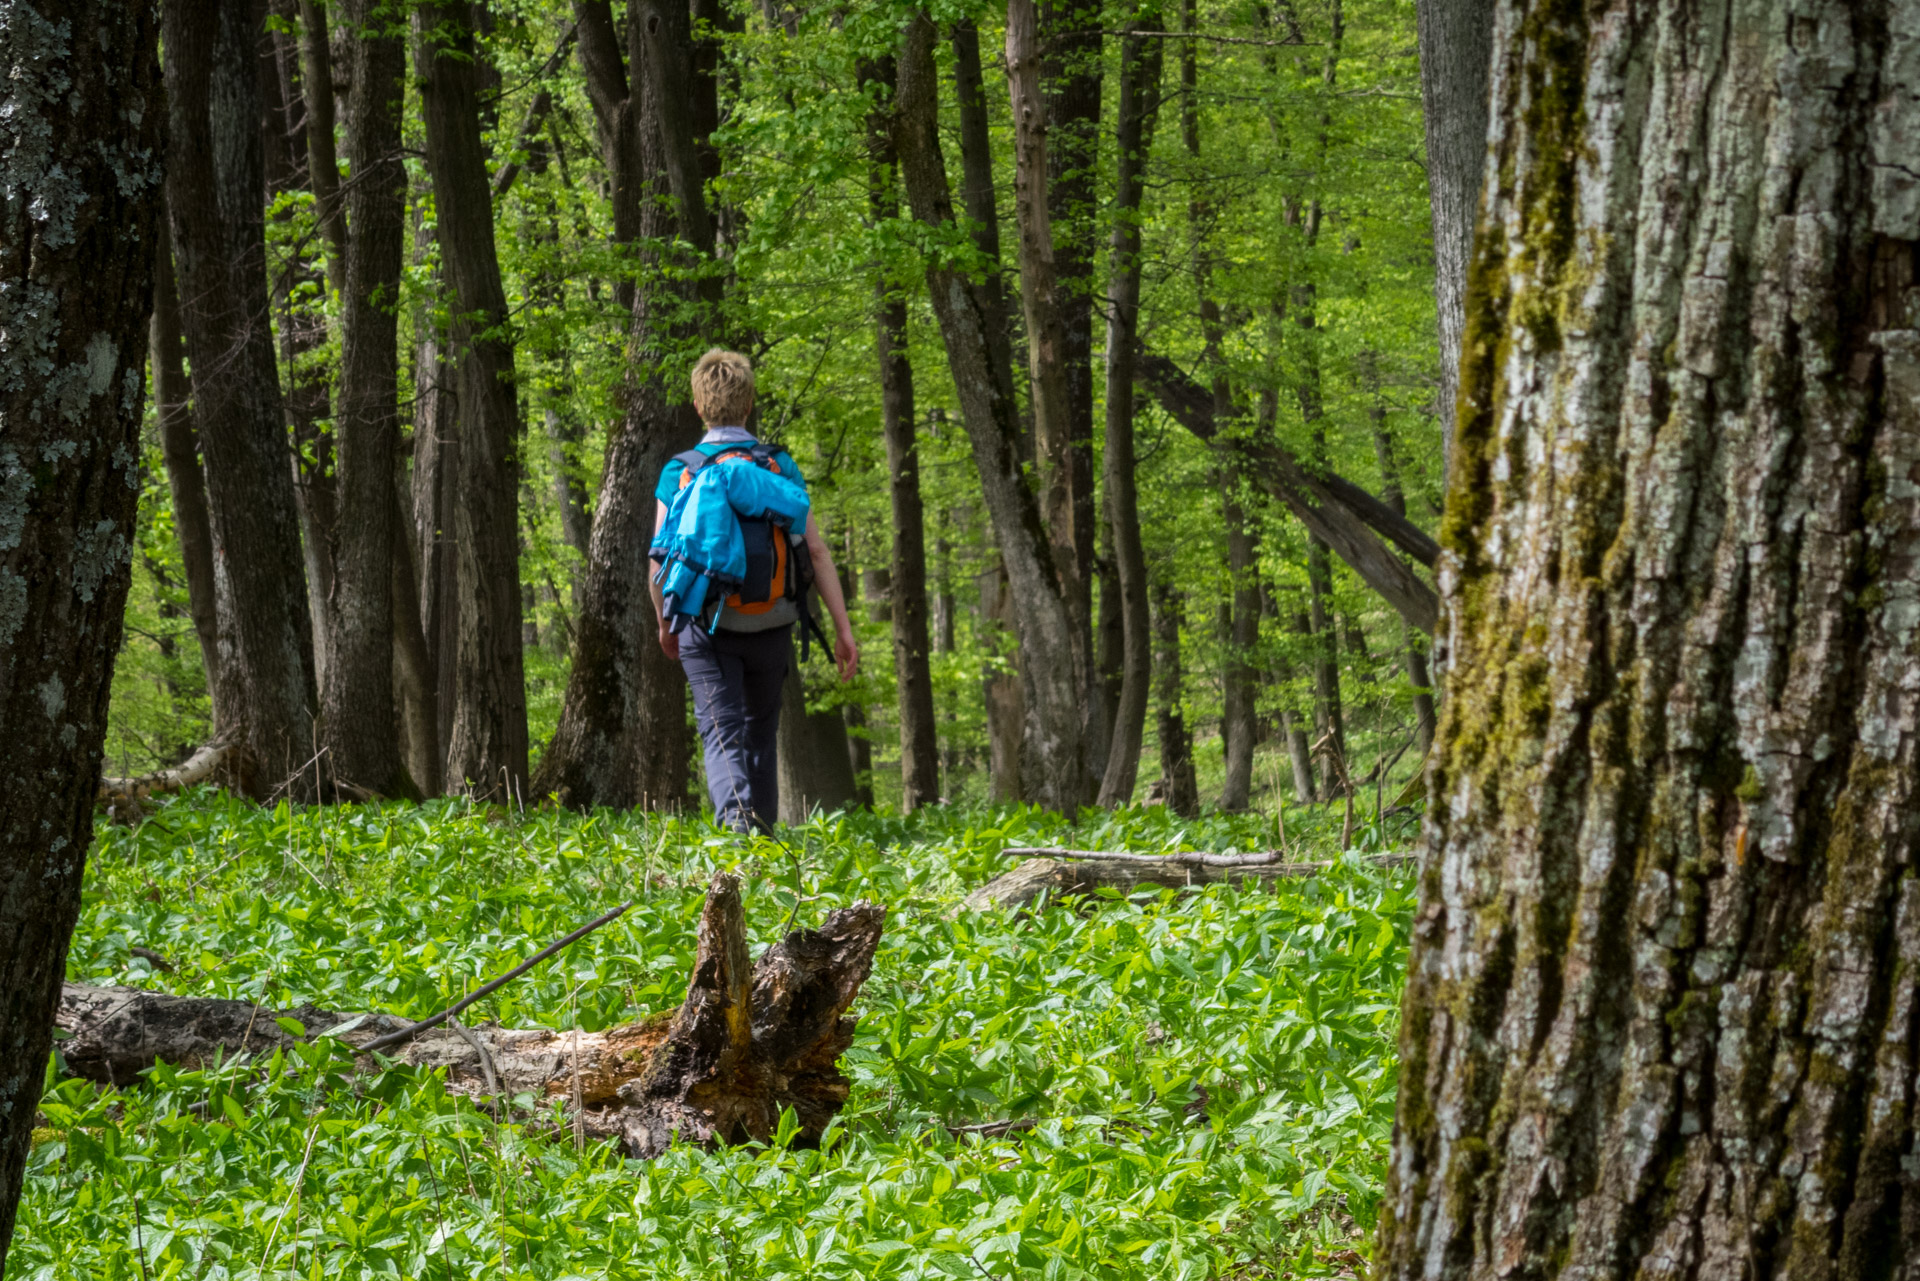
[
  {"xmin": 0, "ymin": 8, "xmax": 163, "ymax": 1266},
  {"xmin": 1377, "ymin": 3, "xmax": 1920, "ymax": 1277},
  {"xmin": 415, "ymin": 2, "xmax": 530, "ymax": 799},
  {"xmin": 165, "ymin": 0, "xmax": 319, "ymax": 798}
]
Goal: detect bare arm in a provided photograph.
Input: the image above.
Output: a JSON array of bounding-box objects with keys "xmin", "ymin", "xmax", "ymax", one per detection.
[
  {"xmin": 804, "ymin": 512, "xmax": 859, "ymax": 681},
  {"xmin": 652, "ymin": 500, "xmax": 677, "ymax": 659}
]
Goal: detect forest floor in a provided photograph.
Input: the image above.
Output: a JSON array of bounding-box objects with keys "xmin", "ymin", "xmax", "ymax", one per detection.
[{"xmin": 18, "ymin": 796, "xmax": 1416, "ymax": 1280}]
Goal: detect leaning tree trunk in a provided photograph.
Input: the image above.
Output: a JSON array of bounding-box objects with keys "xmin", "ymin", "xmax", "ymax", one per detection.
[
  {"xmin": 165, "ymin": 0, "xmax": 319, "ymax": 797},
  {"xmin": 0, "ymin": 8, "xmax": 162, "ymax": 1267},
  {"xmin": 895, "ymin": 9, "xmax": 1091, "ymax": 814},
  {"xmin": 1378, "ymin": 4, "xmax": 1920, "ymax": 1278},
  {"xmin": 323, "ymin": 0, "xmax": 411, "ymax": 797},
  {"xmin": 416, "ymin": 1, "xmax": 530, "ymax": 799},
  {"xmin": 1095, "ymin": 10, "xmax": 1162, "ymax": 807},
  {"xmin": 1414, "ymin": 0, "xmax": 1494, "ymax": 479}
]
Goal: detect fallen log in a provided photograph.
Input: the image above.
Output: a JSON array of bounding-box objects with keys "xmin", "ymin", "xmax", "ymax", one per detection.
[
  {"xmin": 964, "ymin": 849, "xmax": 1415, "ymax": 911},
  {"xmin": 55, "ymin": 874, "xmax": 885, "ymax": 1158},
  {"xmin": 98, "ymin": 739, "xmax": 233, "ymax": 805}
]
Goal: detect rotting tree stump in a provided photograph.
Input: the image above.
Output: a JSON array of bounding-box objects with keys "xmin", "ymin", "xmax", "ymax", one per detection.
[{"xmin": 55, "ymin": 874, "xmax": 884, "ymax": 1158}]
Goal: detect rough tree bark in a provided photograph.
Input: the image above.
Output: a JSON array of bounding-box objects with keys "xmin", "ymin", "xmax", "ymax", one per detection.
[
  {"xmin": 55, "ymin": 877, "xmax": 883, "ymax": 1159},
  {"xmin": 1150, "ymin": 577, "xmax": 1200, "ymax": 818},
  {"xmin": 863, "ymin": 55, "xmax": 941, "ymax": 813},
  {"xmin": 1041, "ymin": 0, "xmax": 1101, "ymax": 629},
  {"xmin": 1414, "ymin": 0, "xmax": 1495, "ymax": 478},
  {"xmin": 532, "ymin": 0, "xmax": 705, "ymax": 811},
  {"xmin": 1377, "ymin": 4, "xmax": 1920, "ymax": 1278},
  {"xmin": 895, "ymin": 10, "xmax": 1091, "ymax": 814},
  {"xmin": 1097, "ymin": 11, "xmax": 1163, "ymax": 807},
  {"xmin": 0, "ymin": 8, "xmax": 162, "ymax": 1267},
  {"xmin": 323, "ymin": 0, "xmax": 411, "ymax": 796},
  {"xmin": 297, "ymin": 0, "xmax": 348, "ymax": 298},
  {"xmin": 1007, "ymin": 0, "xmax": 1091, "ymax": 656},
  {"xmin": 947, "ymin": 17, "xmax": 1021, "ymax": 435},
  {"xmin": 166, "ymin": 0, "xmax": 319, "ymax": 797},
  {"xmin": 415, "ymin": 2, "xmax": 530, "ymax": 798},
  {"xmin": 777, "ymin": 665, "xmax": 862, "ymax": 824},
  {"xmin": 150, "ymin": 220, "xmax": 224, "ymax": 712}
]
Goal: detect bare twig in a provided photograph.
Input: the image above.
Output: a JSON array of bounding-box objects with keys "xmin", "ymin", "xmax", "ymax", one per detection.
[{"xmin": 361, "ymin": 901, "xmax": 634, "ymax": 1053}]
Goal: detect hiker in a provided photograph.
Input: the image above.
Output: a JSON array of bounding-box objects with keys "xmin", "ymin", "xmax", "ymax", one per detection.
[{"xmin": 649, "ymin": 349, "xmax": 859, "ymax": 834}]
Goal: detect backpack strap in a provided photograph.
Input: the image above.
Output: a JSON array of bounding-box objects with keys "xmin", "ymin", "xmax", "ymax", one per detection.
[{"xmin": 673, "ymin": 448, "xmax": 710, "ymax": 480}]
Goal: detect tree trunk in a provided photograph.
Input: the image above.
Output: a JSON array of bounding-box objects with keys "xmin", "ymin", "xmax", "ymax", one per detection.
[
  {"xmin": 1095, "ymin": 10, "xmax": 1160, "ymax": 807},
  {"xmin": 1006, "ymin": 0, "xmax": 1089, "ymax": 644},
  {"xmin": 1367, "ymin": 372, "xmax": 1438, "ymax": 756},
  {"xmin": 1305, "ymin": 536, "xmax": 1345, "ymax": 796},
  {"xmin": 54, "ymin": 877, "xmax": 883, "ymax": 1159},
  {"xmin": 389, "ymin": 487, "xmax": 442, "ymax": 796},
  {"xmin": 0, "ymin": 9, "xmax": 162, "ymax": 1267},
  {"xmin": 1219, "ymin": 478, "xmax": 1261, "ymax": 811},
  {"xmin": 1137, "ymin": 346, "xmax": 1441, "ymax": 632},
  {"xmin": 1149, "ymin": 577, "xmax": 1199, "ymax": 818},
  {"xmin": 946, "ymin": 17, "xmax": 1021, "ymax": 451},
  {"xmin": 1270, "ymin": 591, "xmax": 1319, "ymax": 804},
  {"xmin": 1378, "ymin": 6, "xmax": 1920, "ymax": 1277},
  {"xmin": 863, "ymin": 55, "xmax": 940, "ymax": 813},
  {"xmin": 297, "ymin": 0, "xmax": 348, "ymax": 297},
  {"xmin": 532, "ymin": 0, "xmax": 704, "ymax": 812},
  {"xmin": 415, "ymin": 1, "xmax": 529, "ymax": 799},
  {"xmin": 323, "ymin": 0, "xmax": 410, "ymax": 796},
  {"xmin": 979, "ymin": 561, "xmax": 1025, "ymax": 804},
  {"xmin": 1413, "ymin": 0, "xmax": 1494, "ymax": 481},
  {"xmin": 895, "ymin": 10, "xmax": 1090, "ymax": 814},
  {"xmin": 1040, "ymin": 0, "xmax": 1100, "ymax": 627},
  {"xmin": 840, "ymin": 556, "xmax": 876, "ymax": 807},
  {"xmin": 777, "ymin": 665, "xmax": 861, "ymax": 824},
  {"xmin": 166, "ymin": 0, "xmax": 319, "ymax": 798},
  {"xmin": 410, "ymin": 265, "xmax": 460, "ymax": 774},
  {"xmin": 150, "ymin": 219, "xmax": 224, "ymax": 712}
]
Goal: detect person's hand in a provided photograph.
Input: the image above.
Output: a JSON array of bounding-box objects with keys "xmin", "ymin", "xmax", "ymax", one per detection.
[
  {"xmin": 834, "ymin": 629, "xmax": 858, "ymax": 682},
  {"xmin": 658, "ymin": 621, "xmax": 680, "ymax": 661}
]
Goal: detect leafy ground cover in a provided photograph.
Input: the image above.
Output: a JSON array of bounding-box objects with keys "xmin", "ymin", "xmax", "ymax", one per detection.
[{"xmin": 18, "ymin": 797, "xmax": 1416, "ymax": 1280}]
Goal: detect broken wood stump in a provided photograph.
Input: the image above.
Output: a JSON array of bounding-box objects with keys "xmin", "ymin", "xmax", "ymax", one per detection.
[
  {"xmin": 963, "ymin": 848, "xmax": 1416, "ymax": 911},
  {"xmin": 55, "ymin": 873, "xmax": 885, "ymax": 1158}
]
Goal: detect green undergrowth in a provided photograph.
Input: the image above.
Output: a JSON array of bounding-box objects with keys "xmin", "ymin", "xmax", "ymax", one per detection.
[{"xmin": 18, "ymin": 796, "xmax": 1417, "ymax": 1280}]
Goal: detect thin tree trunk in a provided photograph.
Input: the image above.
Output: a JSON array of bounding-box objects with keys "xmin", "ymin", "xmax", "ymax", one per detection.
[
  {"xmin": 895, "ymin": 10, "xmax": 1090, "ymax": 814},
  {"xmin": 947, "ymin": 17, "xmax": 1021, "ymax": 453},
  {"xmin": 1219, "ymin": 481, "xmax": 1260, "ymax": 811},
  {"xmin": 297, "ymin": 0, "xmax": 348, "ymax": 296},
  {"xmin": 415, "ymin": 1, "xmax": 529, "ymax": 799},
  {"xmin": 1382, "ymin": 9, "xmax": 1920, "ymax": 1274},
  {"xmin": 1413, "ymin": 0, "xmax": 1494, "ymax": 483},
  {"xmin": 1149, "ymin": 577, "xmax": 1199, "ymax": 819},
  {"xmin": 410, "ymin": 248, "xmax": 460, "ymax": 770},
  {"xmin": 150, "ymin": 219, "xmax": 224, "ymax": 712},
  {"xmin": 1365, "ymin": 361, "xmax": 1437, "ymax": 755},
  {"xmin": 321, "ymin": 0, "xmax": 410, "ymax": 796},
  {"xmin": 840, "ymin": 554, "xmax": 876, "ymax": 808},
  {"xmin": 979, "ymin": 562, "xmax": 1025, "ymax": 803},
  {"xmin": 863, "ymin": 54, "xmax": 940, "ymax": 813},
  {"xmin": 1305, "ymin": 537, "xmax": 1344, "ymax": 796},
  {"xmin": 166, "ymin": 0, "xmax": 319, "ymax": 797},
  {"xmin": 1096, "ymin": 8, "xmax": 1161, "ymax": 807},
  {"xmin": 0, "ymin": 10, "xmax": 162, "ymax": 1265}
]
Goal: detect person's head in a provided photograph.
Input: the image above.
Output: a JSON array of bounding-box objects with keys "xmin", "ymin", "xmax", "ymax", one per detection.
[{"xmin": 690, "ymin": 348, "xmax": 755, "ymax": 426}]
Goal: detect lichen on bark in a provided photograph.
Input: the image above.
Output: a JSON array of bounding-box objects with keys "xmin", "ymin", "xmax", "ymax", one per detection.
[{"xmin": 1380, "ymin": 2, "xmax": 1920, "ymax": 1278}]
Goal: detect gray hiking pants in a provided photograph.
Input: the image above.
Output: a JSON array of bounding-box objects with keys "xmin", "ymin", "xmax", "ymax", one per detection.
[{"xmin": 679, "ymin": 624, "xmax": 792, "ymax": 832}]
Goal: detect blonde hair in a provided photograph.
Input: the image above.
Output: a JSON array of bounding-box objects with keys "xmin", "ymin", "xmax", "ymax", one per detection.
[{"xmin": 690, "ymin": 348, "xmax": 756, "ymax": 425}]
